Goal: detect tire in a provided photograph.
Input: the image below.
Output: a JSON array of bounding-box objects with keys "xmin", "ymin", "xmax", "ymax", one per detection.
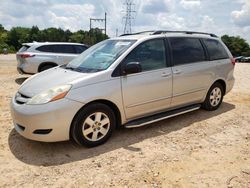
[
  {"xmin": 39, "ymin": 64, "xmax": 56, "ymax": 72},
  {"xmin": 202, "ymin": 82, "xmax": 224, "ymax": 111},
  {"xmin": 71, "ymin": 103, "xmax": 116, "ymax": 147}
]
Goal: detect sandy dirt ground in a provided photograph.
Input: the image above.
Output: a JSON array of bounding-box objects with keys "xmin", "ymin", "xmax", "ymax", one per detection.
[{"xmin": 0, "ymin": 54, "xmax": 249, "ymax": 188}]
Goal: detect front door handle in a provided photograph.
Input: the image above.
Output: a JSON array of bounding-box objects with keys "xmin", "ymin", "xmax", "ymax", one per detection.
[{"xmin": 173, "ymin": 70, "xmax": 182, "ymax": 74}]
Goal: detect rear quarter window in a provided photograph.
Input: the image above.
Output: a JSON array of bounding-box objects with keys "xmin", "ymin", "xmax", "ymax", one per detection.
[
  {"xmin": 18, "ymin": 45, "xmax": 30, "ymax": 52},
  {"xmin": 203, "ymin": 39, "xmax": 229, "ymax": 60}
]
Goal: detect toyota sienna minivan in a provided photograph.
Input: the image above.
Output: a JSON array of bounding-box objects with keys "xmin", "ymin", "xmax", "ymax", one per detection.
[{"xmin": 11, "ymin": 31, "xmax": 235, "ymax": 147}]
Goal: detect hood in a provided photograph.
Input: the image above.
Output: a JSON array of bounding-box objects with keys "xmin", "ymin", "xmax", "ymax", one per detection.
[{"xmin": 18, "ymin": 67, "xmax": 89, "ymax": 97}]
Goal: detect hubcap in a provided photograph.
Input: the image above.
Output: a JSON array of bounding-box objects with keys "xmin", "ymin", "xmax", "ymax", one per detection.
[
  {"xmin": 82, "ymin": 112, "xmax": 110, "ymax": 142},
  {"xmin": 209, "ymin": 87, "xmax": 222, "ymax": 107}
]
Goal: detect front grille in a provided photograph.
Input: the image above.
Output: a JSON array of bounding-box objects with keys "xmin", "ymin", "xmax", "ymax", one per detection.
[{"xmin": 15, "ymin": 92, "xmax": 31, "ymax": 104}]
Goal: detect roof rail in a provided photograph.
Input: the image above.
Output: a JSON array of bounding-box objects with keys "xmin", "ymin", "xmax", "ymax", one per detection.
[
  {"xmin": 152, "ymin": 30, "xmax": 217, "ymax": 37},
  {"xmin": 120, "ymin": 31, "xmax": 155, "ymax": 37}
]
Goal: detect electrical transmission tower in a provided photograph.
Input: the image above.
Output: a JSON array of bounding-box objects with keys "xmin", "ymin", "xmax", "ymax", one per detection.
[{"xmin": 123, "ymin": 0, "xmax": 136, "ymax": 34}]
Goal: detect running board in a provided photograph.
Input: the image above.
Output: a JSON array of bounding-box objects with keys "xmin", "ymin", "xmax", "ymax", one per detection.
[{"xmin": 124, "ymin": 104, "xmax": 201, "ymax": 128}]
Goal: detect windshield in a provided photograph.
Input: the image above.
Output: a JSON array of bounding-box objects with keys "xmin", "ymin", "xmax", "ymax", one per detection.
[{"xmin": 65, "ymin": 39, "xmax": 136, "ymax": 73}]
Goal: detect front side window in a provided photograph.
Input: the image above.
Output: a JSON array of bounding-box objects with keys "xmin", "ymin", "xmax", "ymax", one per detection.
[
  {"xmin": 124, "ymin": 39, "xmax": 167, "ymax": 71},
  {"xmin": 203, "ymin": 39, "xmax": 229, "ymax": 60},
  {"xmin": 169, "ymin": 37, "xmax": 206, "ymax": 65},
  {"xmin": 65, "ymin": 39, "xmax": 136, "ymax": 72}
]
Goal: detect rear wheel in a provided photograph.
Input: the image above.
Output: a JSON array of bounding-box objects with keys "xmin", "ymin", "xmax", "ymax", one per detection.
[
  {"xmin": 71, "ymin": 103, "xmax": 115, "ymax": 147},
  {"xmin": 202, "ymin": 82, "xmax": 224, "ymax": 111}
]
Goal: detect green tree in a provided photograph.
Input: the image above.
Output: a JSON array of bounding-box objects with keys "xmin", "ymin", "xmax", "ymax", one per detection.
[
  {"xmin": 221, "ymin": 35, "xmax": 250, "ymax": 57},
  {"xmin": 0, "ymin": 24, "xmax": 109, "ymax": 52},
  {"xmin": 28, "ymin": 26, "xmax": 39, "ymax": 42},
  {"xmin": 0, "ymin": 24, "xmax": 5, "ymax": 33},
  {"xmin": 7, "ymin": 27, "xmax": 30, "ymax": 50},
  {"xmin": 42, "ymin": 27, "xmax": 66, "ymax": 42}
]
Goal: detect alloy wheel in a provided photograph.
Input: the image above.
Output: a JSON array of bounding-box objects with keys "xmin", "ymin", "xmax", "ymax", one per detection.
[{"xmin": 82, "ymin": 112, "xmax": 110, "ymax": 142}]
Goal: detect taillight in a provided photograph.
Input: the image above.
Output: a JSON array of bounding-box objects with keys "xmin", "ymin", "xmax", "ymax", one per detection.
[
  {"xmin": 19, "ymin": 54, "xmax": 35, "ymax": 58},
  {"xmin": 231, "ymin": 57, "xmax": 235, "ymax": 66}
]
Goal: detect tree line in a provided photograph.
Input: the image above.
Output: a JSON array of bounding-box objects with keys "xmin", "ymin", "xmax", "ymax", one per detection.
[
  {"xmin": 1, "ymin": 23, "xmax": 250, "ymax": 56},
  {"xmin": 221, "ymin": 35, "xmax": 250, "ymax": 57},
  {"xmin": 0, "ymin": 24, "xmax": 108, "ymax": 53}
]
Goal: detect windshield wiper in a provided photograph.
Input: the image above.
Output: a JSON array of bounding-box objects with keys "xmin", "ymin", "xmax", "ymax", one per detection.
[
  {"xmin": 64, "ymin": 66, "xmax": 74, "ymax": 70},
  {"xmin": 64, "ymin": 66, "xmax": 83, "ymax": 72},
  {"xmin": 63, "ymin": 65, "xmax": 103, "ymax": 73}
]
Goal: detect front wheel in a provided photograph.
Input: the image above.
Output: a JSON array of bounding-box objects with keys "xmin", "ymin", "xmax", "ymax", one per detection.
[
  {"xmin": 202, "ymin": 82, "xmax": 224, "ymax": 111},
  {"xmin": 71, "ymin": 103, "xmax": 116, "ymax": 147}
]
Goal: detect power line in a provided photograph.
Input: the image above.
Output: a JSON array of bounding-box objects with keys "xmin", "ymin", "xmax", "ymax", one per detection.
[{"xmin": 123, "ymin": 0, "xmax": 136, "ymax": 34}]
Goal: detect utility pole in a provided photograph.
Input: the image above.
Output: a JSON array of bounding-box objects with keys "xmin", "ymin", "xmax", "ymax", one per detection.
[
  {"xmin": 104, "ymin": 12, "xmax": 107, "ymax": 36},
  {"xmin": 89, "ymin": 12, "xmax": 107, "ymax": 35},
  {"xmin": 123, "ymin": 0, "xmax": 136, "ymax": 34},
  {"xmin": 116, "ymin": 28, "xmax": 118, "ymax": 37}
]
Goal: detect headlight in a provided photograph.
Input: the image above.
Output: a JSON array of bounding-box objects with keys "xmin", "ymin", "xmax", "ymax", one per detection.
[{"xmin": 27, "ymin": 85, "xmax": 72, "ymax": 105}]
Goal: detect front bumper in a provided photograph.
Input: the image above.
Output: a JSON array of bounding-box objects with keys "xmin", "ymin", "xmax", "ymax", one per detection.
[{"xmin": 10, "ymin": 97, "xmax": 83, "ymax": 142}]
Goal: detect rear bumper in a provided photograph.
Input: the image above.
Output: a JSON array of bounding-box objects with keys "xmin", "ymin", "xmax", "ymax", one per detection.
[
  {"xmin": 17, "ymin": 63, "xmax": 35, "ymax": 74},
  {"xmin": 10, "ymin": 97, "xmax": 84, "ymax": 142},
  {"xmin": 17, "ymin": 67, "xmax": 31, "ymax": 75}
]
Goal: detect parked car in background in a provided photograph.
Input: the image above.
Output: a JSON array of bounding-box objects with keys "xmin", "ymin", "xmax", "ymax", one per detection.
[
  {"xmin": 11, "ymin": 31, "xmax": 235, "ymax": 147},
  {"xmin": 16, "ymin": 42, "xmax": 88, "ymax": 74},
  {"xmin": 235, "ymin": 56, "xmax": 243, "ymax": 62},
  {"xmin": 3, "ymin": 48, "xmax": 8, "ymax": 54},
  {"xmin": 241, "ymin": 56, "xmax": 250, "ymax": 63}
]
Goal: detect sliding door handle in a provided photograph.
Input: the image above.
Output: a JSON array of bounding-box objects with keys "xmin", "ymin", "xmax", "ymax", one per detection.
[{"xmin": 173, "ymin": 70, "xmax": 182, "ymax": 74}]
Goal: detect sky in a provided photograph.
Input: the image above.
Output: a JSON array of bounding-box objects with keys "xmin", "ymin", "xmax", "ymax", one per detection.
[{"xmin": 0, "ymin": 0, "xmax": 250, "ymax": 42}]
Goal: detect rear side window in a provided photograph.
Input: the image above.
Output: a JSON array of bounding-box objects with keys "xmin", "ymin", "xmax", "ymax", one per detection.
[
  {"xmin": 203, "ymin": 39, "xmax": 229, "ymax": 60},
  {"xmin": 36, "ymin": 45, "xmax": 53, "ymax": 52},
  {"xmin": 37, "ymin": 44, "xmax": 76, "ymax": 54},
  {"xmin": 53, "ymin": 45, "xmax": 75, "ymax": 54},
  {"xmin": 169, "ymin": 37, "xmax": 206, "ymax": 65},
  {"xmin": 18, "ymin": 45, "xmax": 30, "ymax": 52},
  {"xmin": 74, "ymin": 45, "xmax": 88, "ymax": 54}
]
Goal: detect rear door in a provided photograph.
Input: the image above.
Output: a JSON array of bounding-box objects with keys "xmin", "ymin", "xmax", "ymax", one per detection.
[
  {"xmin": 53, "ymin": 45, "xmax": 78, "ymax": 64},
  {"xmin": 169, "ymin": 37, "xmax": 215, "ymax": 107},
  {"xmin": 121, "ymin": 38, "xmax": 173, "ymax": 120},
  {"xmin": 35, "ymin": 45, "xmax": 64, "ymax": 65}
]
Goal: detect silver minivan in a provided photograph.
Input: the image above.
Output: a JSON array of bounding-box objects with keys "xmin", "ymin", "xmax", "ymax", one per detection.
[
  {"xmin": 16, "ymin": 42, "xmax": 88, "ymax": 74},
  {"xmin": 11, "ymin": 31, "xmax": 235, "ymax": 147}
]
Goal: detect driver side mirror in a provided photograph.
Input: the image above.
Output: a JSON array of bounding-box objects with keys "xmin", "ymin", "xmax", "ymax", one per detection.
[{"xmin": 123, "ymin": 62, "xmax": 142, "ymax": 75}]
